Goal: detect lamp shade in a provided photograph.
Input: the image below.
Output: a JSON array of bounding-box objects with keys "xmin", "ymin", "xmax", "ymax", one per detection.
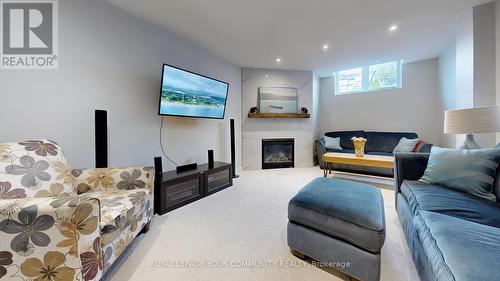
[{"xmin": 444, "ymin": 106, "xmax": 500, "ymax": 134}]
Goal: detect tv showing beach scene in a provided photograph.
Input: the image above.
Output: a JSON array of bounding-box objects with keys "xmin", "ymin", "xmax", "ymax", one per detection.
[{"xmin": 159, "ymin": 64, "xmax": 229, "ymax": 119}]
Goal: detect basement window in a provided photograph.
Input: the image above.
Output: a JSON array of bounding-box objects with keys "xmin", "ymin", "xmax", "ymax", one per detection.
[{"xmin": 334, "ymin": 60, "xmax": 403, "ymax": 95}]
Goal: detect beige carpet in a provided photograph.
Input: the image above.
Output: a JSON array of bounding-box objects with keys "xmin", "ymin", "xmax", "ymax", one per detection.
[{"xmin": 103, "ymin": 167, "xmax": 419, "ymax": 281}]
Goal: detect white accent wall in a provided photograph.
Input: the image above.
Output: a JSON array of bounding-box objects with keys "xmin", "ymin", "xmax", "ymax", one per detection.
[
  {"xmin": 318, "ymin": 59, "xmax": 442, "ymax": 146},
  {"xmin": 241, "ymin": 68, "xmax": 314, "ymax": 170},
  {"xmin": 312, "ymin": 73, "xmax": 321, "ymax": 141},
  {"xmin": 439, "ymin": 3, "xmax": 497, "ymax": 148},
  {"xmin": 455, "ymin": 9, "xmax": 475, "ymax": 112},
  {"xmin": 438, "ymin": 44, "xmax": 457, "ymax": 148},
  {"xmin": 438, "ymin": 10, "xmax": 474, "ymax": 148},
  {"xmin": 0, "ymin": 0, "xmax": 242, "ymax": 171}
]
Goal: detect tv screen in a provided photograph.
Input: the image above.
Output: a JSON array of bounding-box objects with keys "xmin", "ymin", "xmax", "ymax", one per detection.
[{"xmin": 159, "ymin": 64, "xmax": 229, "ymax": 119}]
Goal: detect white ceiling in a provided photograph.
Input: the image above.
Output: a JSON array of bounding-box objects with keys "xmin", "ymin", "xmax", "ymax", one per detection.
[{"xmin": 106, "ymin": 0, "xmax": 492, "ymax": 77}]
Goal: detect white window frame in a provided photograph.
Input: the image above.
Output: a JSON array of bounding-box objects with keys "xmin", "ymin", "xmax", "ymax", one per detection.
[{"xmin": 334, "ymin": 60, "xmax": 403, "ymax": 95}]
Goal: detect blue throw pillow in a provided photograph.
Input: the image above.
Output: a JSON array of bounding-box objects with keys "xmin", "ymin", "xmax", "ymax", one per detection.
[
  {"xmin": 323, "ymin": 136, "xmax": 342, "ymax": 150},
  {"xmin": 419, "ymin": 147, "xmax": 500, "ymax": 201},
  {"xmin": 393, "ymin": 137, "xmax": 420, "ymax": 153}
]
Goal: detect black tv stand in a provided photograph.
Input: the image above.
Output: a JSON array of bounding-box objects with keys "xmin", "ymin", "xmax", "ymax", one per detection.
[{"xmin": 154, "ymin": 162, "xmax": 233, "ymax": 215}]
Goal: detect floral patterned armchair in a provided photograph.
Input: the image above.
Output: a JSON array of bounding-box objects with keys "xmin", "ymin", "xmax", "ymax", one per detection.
[{"xmin": 0, "ymin": 140, "xmax": 154, "ymax": 281}]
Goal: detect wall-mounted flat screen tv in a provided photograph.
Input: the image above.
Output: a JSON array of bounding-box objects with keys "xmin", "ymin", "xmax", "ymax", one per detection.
[{"xmin": 158, "ymin": 64, "xmax": 229, "ymax": 119}]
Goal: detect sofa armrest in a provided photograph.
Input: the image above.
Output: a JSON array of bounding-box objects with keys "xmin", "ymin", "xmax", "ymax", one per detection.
[
  {"xmin": 72, "ymin": 166, "xmax": 154, "ymax": 194},
  {"xmin": 394, "ymin": 153, "xmax": 430, "ymax": 194},
  {"xmin": 316, "ymin": 139, "xmax": 327, "ymax": 168},
  {"xmin": 0, "ymin": 196, "xmax": 102, "ymax": 281},
  {"xmin": 416, "ymin": 143, "xmax": 433, "ymax": 153}
]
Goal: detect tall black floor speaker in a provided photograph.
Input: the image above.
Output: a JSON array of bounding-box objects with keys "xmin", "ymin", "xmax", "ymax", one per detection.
[
  {"xmin": 230, "ymin": 119, "xmax": 239, "ymax": 178},
  {"xmin": 95, "ymin": 110, "xmax": 108, "ymax": 168}
]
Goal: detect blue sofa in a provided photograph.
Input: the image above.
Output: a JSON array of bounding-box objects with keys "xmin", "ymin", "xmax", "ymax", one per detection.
[
  {"xmin": 316, "ymin": 131, "xmax": 432, "ymax": 177},
  {"xmin": 395, "ymin": 153, "xmax": 500, "ymax": 281}
]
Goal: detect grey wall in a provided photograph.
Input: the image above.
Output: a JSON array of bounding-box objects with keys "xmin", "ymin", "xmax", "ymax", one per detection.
[
  {"xmin": 0, "ymin": 0, "xmax": 242, "ymax": 171},
  {"xmin": 496, "ymin": 0, "xmax": 500, "ymax": 143},
  {"xmin": 473, "ymin": 2, "xmax": 496, "ymax": 147},
  {"xmin": 474, "ymin": 2, "xmax": 496, "ymax": 107},
  {"xmin": 318, "ymin": 59, "xmax": 442, "ymax": 146},
  {"xmin": 241, "ymin": 68, "xmax": 314, "ymax": 170}
]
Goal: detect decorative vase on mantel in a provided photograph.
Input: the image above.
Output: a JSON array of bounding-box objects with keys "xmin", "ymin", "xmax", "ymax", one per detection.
[{"xmin": 351, "ymin": 137, "xmax": 367, "ymax": 157}]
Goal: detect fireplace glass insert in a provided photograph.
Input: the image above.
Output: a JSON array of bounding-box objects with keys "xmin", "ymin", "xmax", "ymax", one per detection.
[{"xmin": 262, "ymin": 138, "xmax": 294, "ymax": 169}]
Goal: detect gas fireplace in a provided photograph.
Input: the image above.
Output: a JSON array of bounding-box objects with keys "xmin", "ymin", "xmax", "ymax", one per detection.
[{"xmin": 262, "ymin": 138, "xmax": 294, "ymax": 169}]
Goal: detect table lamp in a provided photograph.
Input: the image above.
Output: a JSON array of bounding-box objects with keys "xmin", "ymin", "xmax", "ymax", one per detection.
[{"xmin": 444, "ymin": 106, "xmax": 500, "ymax": 149}]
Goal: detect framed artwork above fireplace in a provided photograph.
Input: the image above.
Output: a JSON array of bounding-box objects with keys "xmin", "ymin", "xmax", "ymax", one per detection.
[{"xmin": 258, "ymin": 87, "xmax": 299, "ymax": 114}]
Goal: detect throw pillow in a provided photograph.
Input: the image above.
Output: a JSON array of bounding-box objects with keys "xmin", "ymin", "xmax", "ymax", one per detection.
[
  {"xmin": 323, "ymin": 136, "xmax": 342, "ymax": 150},
  {"xmin": 393, "ymin": 137, "xmax": 420, "ymax": 153},
  {"xmin": 419, "ymin": 146, "xmax": 500, "ymax": 201},
  {"xmin": 412, "ymin": 140, "xmax": 424, "ymax": 152}
]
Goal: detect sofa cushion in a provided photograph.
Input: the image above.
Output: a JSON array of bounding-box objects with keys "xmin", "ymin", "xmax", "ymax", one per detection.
[
  {"xmin": 419, "ymin": 147, "xmax": 500, "ymax": 201},
  {"xmin": 324, "ymin": 131, "xmax": 365, "ymax": 150},
  {"xmin": 92, "ymin": 189, "xmax": 151, "ymax": 244},
  {"xmin": 488, "ymin": 150, "xmax": 500, "ymax": 202},
  {"xmin": 72, "ymin": 167, "xmax": 152, "ymax": 194},
  {"xmin": 393, "ymin": 137, "xmax": 420, "ymax": 153},
  {"xmin": 401, "ymin": 180, "xmax": 500, "ymax": 228},
  {"xmin": 323, "ymin": 136, "xmax": 342, "ymax": 150},
  {"xmin": 494, "ymin": 164, "xmax": 500, "ymax": 202},
  {"xmin": 288, "ymin": 178, "xmax": 385, "ymax": 253},
  {"xmin": 414, "ymin": 210, "xmax": 500, "ymax": 281},
  {"xmin": 365, "ymin": 132, "xmax": 418, "ymax": 153}
]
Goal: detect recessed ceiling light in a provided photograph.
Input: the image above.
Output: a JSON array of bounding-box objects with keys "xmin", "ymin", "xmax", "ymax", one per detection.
[
  {"xmin": 389, "ymin": 25, "xmax": 398, "ymax": 32},
  {"xmin": 280, "ymin": 81, "xmax": 284, "ymax": 84},
  {"xmin": 276, "ymin": 58, "xmax": 281, "ymax": 63},
  {"xmin": 323, "ymin": 44, "xmax": 329, "ymax": 50},
  {"xmin": 265, "ymin": 74, "xmax": 269, "ymax": 78}
]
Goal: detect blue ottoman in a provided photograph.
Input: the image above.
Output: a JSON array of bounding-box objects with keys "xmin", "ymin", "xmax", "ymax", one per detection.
[{"xmin": 287, "ymin": 178, "xmax": 385, "ymax": 281}]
